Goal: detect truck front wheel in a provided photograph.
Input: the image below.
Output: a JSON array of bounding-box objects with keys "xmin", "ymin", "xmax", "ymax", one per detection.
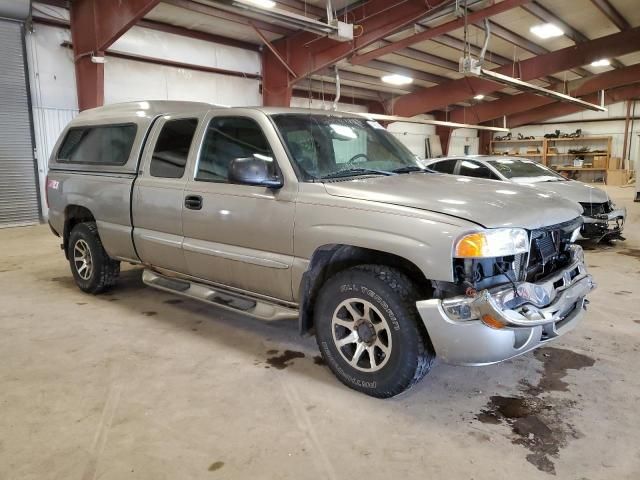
[
  {"xmin": 314, "ymin": 265, "xmax": 434, "ymax": 398},
  {"xmin": 68, "ymin": 222, "xmax": 120, "ymax": 294}
]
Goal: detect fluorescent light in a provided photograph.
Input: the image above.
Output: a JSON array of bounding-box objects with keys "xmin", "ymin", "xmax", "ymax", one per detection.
[
  {"xmin": 591, "ymin": 58, "xmax": 611, "ymax": 67},
  {"xmin": 381, "ymin": 74, "xmax": 413, "ymax": 86},
  {"xmin": 238, "ymin": 0, "xmax": 275, "ymax": 8},
  {"xmin": 473, "ymin": 94, "xmax": 485, "ymax": 100},
  {"xmin": 530, "ymin": 23, "xmax": 563, "ymax": 39}
]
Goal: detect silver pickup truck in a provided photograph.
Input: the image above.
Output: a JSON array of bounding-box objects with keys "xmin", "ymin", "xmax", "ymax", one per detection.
[{"xmin": 47, "ymin": 101, "xmax": 595, "ymax": 398}]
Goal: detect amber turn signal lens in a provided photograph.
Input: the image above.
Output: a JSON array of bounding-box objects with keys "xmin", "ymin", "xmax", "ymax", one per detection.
[
  {"xmin": 481, "ymin": 314, "xmax": 506, "ymax": 329},
  {"xmin": 455, "ymin": 233, "xmax": 486, "ymax": 257}
]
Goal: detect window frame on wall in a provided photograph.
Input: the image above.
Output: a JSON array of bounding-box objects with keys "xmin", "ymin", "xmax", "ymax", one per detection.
[{"xmin": 56, "ymin": 123, "xmax": 138, "ymax": 166}]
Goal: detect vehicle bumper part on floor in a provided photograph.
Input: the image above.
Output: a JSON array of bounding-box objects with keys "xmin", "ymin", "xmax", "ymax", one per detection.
[
  {"xmin": 416, "ymin": 245, "xmax": 595, "ymax": 366},
  {"xmin": 580, "ymin": 207, "xmax": 626, "ymax": 241}
]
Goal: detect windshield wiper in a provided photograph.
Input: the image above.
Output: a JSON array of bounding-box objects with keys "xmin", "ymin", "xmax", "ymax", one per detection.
[
  {"xmin": 319, "ymin": 168, "xmax": 395, "ymax": 180},
  {"xmin": 392, "ymin": 165, "xmax": 427, "ymax": 174}
]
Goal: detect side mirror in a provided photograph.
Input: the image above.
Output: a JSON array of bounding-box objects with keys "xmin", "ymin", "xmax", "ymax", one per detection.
[{"xmin": 227, "ymin": 157, "xmax": 283, "ymax": 188}]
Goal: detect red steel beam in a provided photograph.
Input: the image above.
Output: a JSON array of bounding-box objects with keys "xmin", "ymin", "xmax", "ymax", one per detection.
[
  {"xmin": 350, "ymin": 0, "xmax": 532, "ymax": 66},
  {"xmin": 590, "ymin": 0, "xmax": 631, "ymax": 31},
  {"xmin": 71, "ymin": 0, "xmax": 161, "ymax": 110},
  {"xmin": 392, "ymin": 26, "xmax": 640, "ymax": 117},
  {"xmin": 449, "ymin": 63, "xmax": 640, "ymax": 124},
  {"xmin": 262, "ymin": 0, "xmax": 451, "ymax": 106},
  {"xmin": 508, "ymin": 83, "xmax": 640, "ymax": 127}
]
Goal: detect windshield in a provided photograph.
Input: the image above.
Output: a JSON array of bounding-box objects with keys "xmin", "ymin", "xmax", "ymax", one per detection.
[
  {"xmin": 487, "ymin": 158, "xmax": 565, "ymax": 182},
  {"xmin": 272, "ymin": 114, "xmax": 423, "ymax": 180}
]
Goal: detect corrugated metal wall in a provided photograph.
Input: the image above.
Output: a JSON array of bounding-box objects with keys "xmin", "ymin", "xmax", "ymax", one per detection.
[{"xmin": 0, "ymin": 19, "xmax": 41, "ymax": 227}]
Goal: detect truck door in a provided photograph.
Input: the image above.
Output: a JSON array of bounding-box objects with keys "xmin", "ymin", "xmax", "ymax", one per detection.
[
  {"xmin": 132, "ymin": 114, "xmax": 202, "ymax": 273},
  {"xmin": 182, "ymin": 112, "xmax": 296, "ymax": 301}
]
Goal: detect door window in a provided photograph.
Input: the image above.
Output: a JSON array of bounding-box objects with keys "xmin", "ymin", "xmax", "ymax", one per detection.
[
  {"xmin": 196, "ymin": 117, "xmax": 276, "ymax": 183},
  {"xmin": 458, "ymin": 160, "xmax": 499, "ymax": 179},
  {"xmin": 150, "ymin": 118, "xmax": 198, "ymax": 178},
  {"xmin": 429, "ymin": 159, "xmax": 457, "ymax": 174}
]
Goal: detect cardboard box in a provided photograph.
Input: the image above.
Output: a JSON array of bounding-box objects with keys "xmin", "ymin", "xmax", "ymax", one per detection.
[
  {"xmin": 593, "ymin": 156, "xmax": 608, "ymax": 169},
  {"xmin": 606, "ymin": 169, "xmax": 629, "ymax": 185},
  {"xmin": 608, "ymin": 156, "xmax": 621, "ymax": 169}
]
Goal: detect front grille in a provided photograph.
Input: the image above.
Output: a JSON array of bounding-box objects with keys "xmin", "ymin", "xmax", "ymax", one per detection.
[
  {"xmin": 526, "ymin": 217, "xmax": 581, "ymax": 281},
  {"xmin": 579, "ymin": 201, "xmax": 611, "ymax": 216}
]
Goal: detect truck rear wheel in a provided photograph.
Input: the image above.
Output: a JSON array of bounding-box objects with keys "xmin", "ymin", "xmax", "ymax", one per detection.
[
  {"xmin": 68, "ymin": 222, "xmax": 120, "ymax": 294},
  {"xmin": 314, "ymin": 265, "xmax": 434, "ymax": 398}
]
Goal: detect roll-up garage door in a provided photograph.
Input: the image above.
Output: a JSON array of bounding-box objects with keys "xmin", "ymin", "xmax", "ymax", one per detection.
[{"xmin": 0, "ymin": 17, "xmax": 41, "ymax": 227}]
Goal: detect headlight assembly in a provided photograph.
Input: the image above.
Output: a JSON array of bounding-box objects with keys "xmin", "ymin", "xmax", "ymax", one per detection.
[{"xmin": 454, "ymin": 228, "xmax": 529, "ymax": 258}]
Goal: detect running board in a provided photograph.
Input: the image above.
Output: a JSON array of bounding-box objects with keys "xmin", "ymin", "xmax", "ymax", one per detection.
[{"xmin": 142, "ymin": 269, "xmax": 298, "ymax": 321}]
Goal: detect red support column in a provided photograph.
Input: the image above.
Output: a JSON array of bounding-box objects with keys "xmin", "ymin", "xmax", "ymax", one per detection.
[
  {"xmin": 70, "ymin": 0, "xmax": 160, "ymax": 111},
  {"xmin": 434, "ymin": 112, "xmax": 451, "ymax": 156},
  {"xmin": 261, "ymin": 45, "xmax": 292, "ymax": 106}
]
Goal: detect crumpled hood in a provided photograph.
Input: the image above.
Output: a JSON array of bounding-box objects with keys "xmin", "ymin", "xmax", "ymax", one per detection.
[
  {"xmin": 323, "ymin": 173, "xmax": 582, "ymax": 229},
  {"xmin": 514, "ymin": 179, "xmax": 610, "ymax": 205}
]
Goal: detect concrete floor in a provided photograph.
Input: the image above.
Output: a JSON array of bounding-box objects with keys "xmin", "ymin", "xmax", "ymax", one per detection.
[{"xmin": 1, "ymin": 187, "xmax": 639, "ymax": 480}]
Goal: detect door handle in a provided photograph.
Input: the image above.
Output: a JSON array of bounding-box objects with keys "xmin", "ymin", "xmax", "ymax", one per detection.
[{"xmin": 184, "ymin": 195, "xmax": 203, "ymax": 210}]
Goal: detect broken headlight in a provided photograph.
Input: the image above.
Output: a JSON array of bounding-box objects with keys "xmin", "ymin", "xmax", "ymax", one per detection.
[{"xmin": 454, "ymin": 228, "xmax": 529, "ymax": 258}]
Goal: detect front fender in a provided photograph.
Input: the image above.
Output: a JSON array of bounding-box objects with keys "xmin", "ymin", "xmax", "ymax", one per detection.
[{"xmin": 293, "ymin": 200, "xmax": 473, "ymax": 293}]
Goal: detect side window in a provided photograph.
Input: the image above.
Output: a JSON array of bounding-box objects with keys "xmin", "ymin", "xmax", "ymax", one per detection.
[
  {"xmin": 429, "ymin": 159, "xmax": 457, "ymax": 174},
  {"xmin": 458, "ymin": 160, "xmax": 498, "ymax": 179},
  {"xmin": 57, "ymin": 124, "xmax": 137, "ymax": 165},
  {"xmin": 150, "ymin": 118, "xmax": 198, "ymax": 179},
  {"xmin": 196, "ymin": 117, "xmax": 275, "ymax": 183}
]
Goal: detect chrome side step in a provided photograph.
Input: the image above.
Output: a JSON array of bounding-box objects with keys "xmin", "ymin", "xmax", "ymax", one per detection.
[{"xmin": 142, "ymin": 269, "xmax": 298, "ymax": 321}]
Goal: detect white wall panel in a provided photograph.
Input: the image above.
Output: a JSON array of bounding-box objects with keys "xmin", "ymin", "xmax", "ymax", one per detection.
[
  {"xmin": 104, "ymin": 57, "xmax": 261, "ymax": 106},
  {"xmin": 111, "ymin": 26, "xmax": 260, "ymax": 76},
  {"xmin": 26, "ymin": 23, "xmax": 78, "ymax": 217},
  {"xmin": 26, "ymin": 23, "xmax": 76, "ymax": 110},
  {"xmin": 387, "ymin": 119, "xmax": 435, "ymax": 158}
]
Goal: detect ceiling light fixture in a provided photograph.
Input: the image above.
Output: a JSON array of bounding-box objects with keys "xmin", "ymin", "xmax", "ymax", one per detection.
[
  {"xmin": 473, "ymin": 94, "xmax": 485, "ymax": 100},
  {"xmin": 381, "ymin": 74, "xmax": 413, "ymax": 86},
  {"xmin": 530, "ymin": 23, "xmax": 563, "ymax": 39},
  {"xmin": 352, "ymin": 113, "xmax": 510, "ymax": 133},
  {"xmin": 591, "ymin": 59, "xmax": 611, "ymax": 67},
  {"xmin": 239, "ymin": 0, "xmax": 275, "ymax": 8}
]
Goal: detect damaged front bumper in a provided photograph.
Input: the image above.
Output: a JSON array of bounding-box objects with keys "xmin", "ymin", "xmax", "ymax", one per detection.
[
  {"xmin": 416, "ymin": 245, "xmax": 595, "ymax": 366},
  {"xmin": 580, "ymin": 207, "xmax": 626, "ymax": 241}
]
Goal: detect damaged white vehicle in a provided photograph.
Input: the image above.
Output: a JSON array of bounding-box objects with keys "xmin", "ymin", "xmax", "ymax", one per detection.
[{"xmin": 425, "ymin": 156, "xmax": 627, "ymax": 242}]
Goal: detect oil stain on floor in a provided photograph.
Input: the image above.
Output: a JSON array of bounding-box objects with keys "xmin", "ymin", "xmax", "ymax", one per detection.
[
  {"xmin": 208, "ymin": 461, "xmax": 224, "ymax": 472},
  {"xmin": 265, "ymin": 349, "xmax": 305, "ymax": 370},
  {"xmin": 617, "ymin": 248, "xmax": 640, "ymax": 261},
  {"xmin": 477, "ymin": 347, "xmax": 594, "ymax": 475}
]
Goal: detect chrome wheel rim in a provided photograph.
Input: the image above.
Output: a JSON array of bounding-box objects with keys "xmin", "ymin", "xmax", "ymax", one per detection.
[
  {"xmin": 73, "ymin": 239, "xmax": 93, "ymax": 280},
  {"xmin": 331, "ymin": 298, "xmax": 392, "ymax": 372}
]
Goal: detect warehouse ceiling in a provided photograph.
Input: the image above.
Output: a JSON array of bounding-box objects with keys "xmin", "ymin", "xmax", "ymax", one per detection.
[{"xmin": 35, "ymin": 0, "xmax": 640, "ymax": 124}]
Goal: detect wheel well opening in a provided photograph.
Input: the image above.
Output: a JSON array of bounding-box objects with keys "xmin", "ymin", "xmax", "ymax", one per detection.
[
  {"xmin": 298, "ymin": 245, "xmax": 431, "ymax": 335},
  {"xmin": 63, "ymin": 205, "xmax": 95, "ymax": 257}
]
